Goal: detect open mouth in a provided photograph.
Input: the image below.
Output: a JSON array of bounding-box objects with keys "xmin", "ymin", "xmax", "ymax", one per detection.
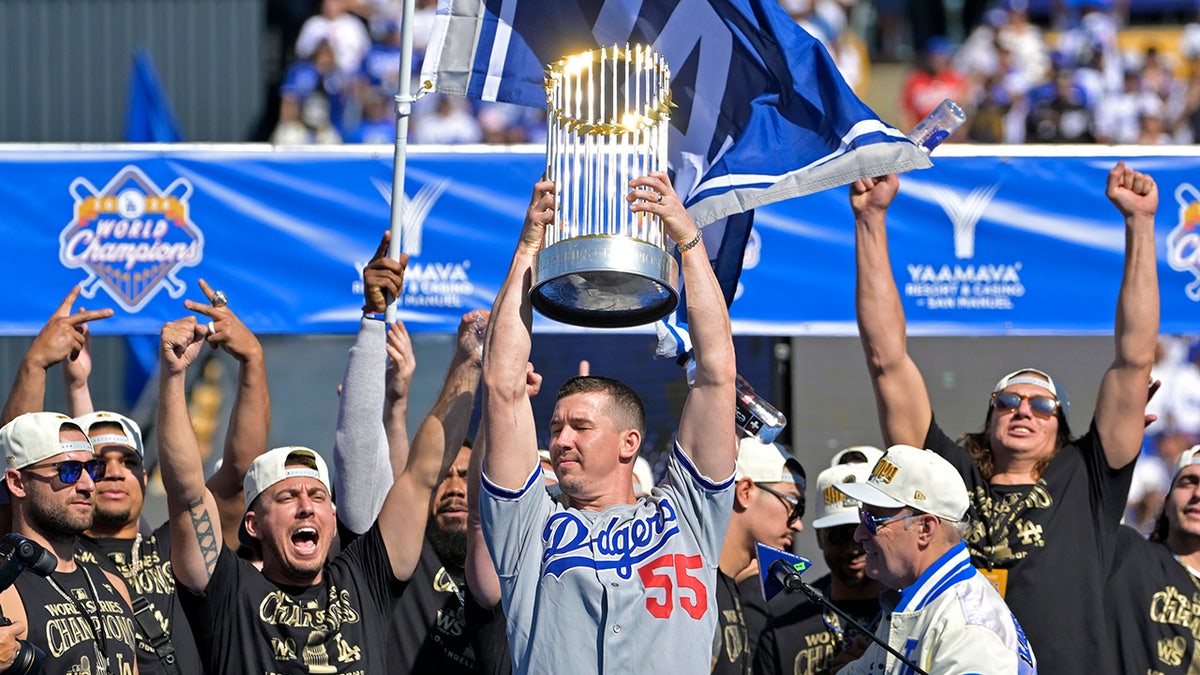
[{"xmin": 292, "ymin": 527, "xmax": 319, "ymax": 556}]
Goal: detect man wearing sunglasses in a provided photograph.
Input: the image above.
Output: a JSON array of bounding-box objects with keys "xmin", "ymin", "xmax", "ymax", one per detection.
[
  {"xmin": 713, "ymin": 436, "xmax": 805, "ymax": 674},
  {"xmin": 0, "ymin": 412, "xmax": 141, "ymax": 673},
  {"xmin": 832, "ymin": 445, "xmax": 1036, "ymax": 673},
  {"xmin": 754, "ymin": 460, "xmax": 886, "ymax": 675},
  {"xmin": 853, "ymin": 162, "xmax": 1159, "ymax": 673}
]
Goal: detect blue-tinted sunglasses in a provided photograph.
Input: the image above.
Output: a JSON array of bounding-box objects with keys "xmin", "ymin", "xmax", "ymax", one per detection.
[
  {"xmin": 858, "ymin": 508, "xmax": 918, "ymax": 536},
  {"xmin": 990, "ymin": 391, "xmax": 1060, "ymax": 418},
  {"xmin": 26, "ymin": 459, "xmax": 104, "ymax": 485}
]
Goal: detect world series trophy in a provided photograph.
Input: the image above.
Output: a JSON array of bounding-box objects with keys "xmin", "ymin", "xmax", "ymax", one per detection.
[{"xmin": 531, "ymin": 45, "xmax": 679, "ymax": 328}]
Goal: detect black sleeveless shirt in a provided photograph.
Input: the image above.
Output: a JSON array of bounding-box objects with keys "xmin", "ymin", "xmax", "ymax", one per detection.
[{"xmin": 15, "ymin": 561, "xmax": 140, "ymax": 675}]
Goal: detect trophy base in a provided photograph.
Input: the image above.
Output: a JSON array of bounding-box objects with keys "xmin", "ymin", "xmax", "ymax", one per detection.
[{"xmin": 531, "ymin": 236, "xmax": 680, "ymax": 328}]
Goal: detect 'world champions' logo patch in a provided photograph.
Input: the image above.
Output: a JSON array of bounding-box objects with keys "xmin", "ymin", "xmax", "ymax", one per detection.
[
  {"xmin": 59, "ymin": 166, "xmax": 204, "ymax": 312},
  {"xmin": 1170, "ymin": 183, "xmax": 1200, "ymax": 302}
]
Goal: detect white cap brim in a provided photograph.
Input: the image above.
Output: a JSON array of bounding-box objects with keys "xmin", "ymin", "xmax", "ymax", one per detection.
[
  {"xmin": 812, "ymin": 511, "xmax": 860, "ymax": 529},
  {"xmin": 834, "ymin": 481, "xmax": 905, "ymax": 510}
]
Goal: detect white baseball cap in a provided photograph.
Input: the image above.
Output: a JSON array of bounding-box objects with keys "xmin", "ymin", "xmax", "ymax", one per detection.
[
  {"xmin": 993, "ymin": 368, "xmax": 1069, "ymax": 421},
  {"xmin": 75, "ymin": 411, "xmax": 143, "ymax": 458},
  {"xmin": 992, "ymin": 368, "xmax": 1059, "ymax": 397},
  {"xmin": 830, "ymin": 445, "xmax": 884, "ymax": 468},
  {"xmin": 632, "ymin": 456, "xmax": 654, "ymax": 497},
  {"xmin": 243, "ymin": 446, "xmax": 331, "ymax": 511},
  {"xmin": 1172, "ymin": 445, "xmax": 1200, "ymax": 480},
  {"xmin": 812, "ymin": 463, "xmax": 873, "ymax": 528},
  {"xmin": 1, "ymin": 412, "xmax": 91, "ymax": 471},
  {"xmin": 735, "ymin": 437, "xmax": 805, "ymax": 486},
  {"xmin": 834, "ymin": 445, "xmax": 969, "ymax": 522}
]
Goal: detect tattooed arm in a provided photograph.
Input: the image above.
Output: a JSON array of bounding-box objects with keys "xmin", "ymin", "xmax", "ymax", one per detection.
[{"xmin": 158, "ymin": 317, "xmax": 224, "ymax": 591}]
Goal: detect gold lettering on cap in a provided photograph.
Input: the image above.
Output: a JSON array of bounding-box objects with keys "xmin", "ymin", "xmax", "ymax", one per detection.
[
  {"xmin": 871, "ymin": 460, "xmax": 899, "ymax": 484},
  {"xmin": 823, "ymin": 485, "xmax": 842, "ymax": 506},
  {"xmin": 914, "ymin": 490, "xmax": 927, "ymax": 501}
]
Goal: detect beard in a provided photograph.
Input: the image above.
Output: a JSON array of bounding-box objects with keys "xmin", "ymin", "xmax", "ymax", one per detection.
[
  {"xmin": 93, "ymin": 503, "xmax": 134, "ymax": 528},
  {"xmin": 426, "ymin": 521, "xmax": 467, "ymax": 568},
  {"xmin": 28, "ymin": 488, "xmax": 92, "ymax": 536}
]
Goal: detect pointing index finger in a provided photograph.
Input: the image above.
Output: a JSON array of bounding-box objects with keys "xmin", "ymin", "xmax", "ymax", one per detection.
[
  {"xmin": 197, "ymin": 278, "xmax": 215, "ymax": 304},
  {"xmin": 54, "ymin": 286, "xmax": 82, "ymax": 317},
  {"xmin": 65, "ymin": 308, "xmax": 114, "ymax": 325}
]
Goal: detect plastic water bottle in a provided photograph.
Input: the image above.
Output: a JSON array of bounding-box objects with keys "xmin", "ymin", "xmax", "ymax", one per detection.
[
  {"xmin": 679, "ymin": 352, "xmax": 787, "ymax": 443},
  {"xmin": 735, "ymin": 380, "xmax": 787, "ymax": 444},
  {"xmin": 906, "ymin": 99, "xmax": 967, "ymax": 154}
]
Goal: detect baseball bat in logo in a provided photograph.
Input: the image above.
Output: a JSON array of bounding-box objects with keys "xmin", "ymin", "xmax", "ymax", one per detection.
[
  {"xmin": 59, "ymin": 166, "xmax": 204, "ymax": 312},
  {"xmin": 1170, "ymin": 183, "xmax": 1200, "ymax": 302}
]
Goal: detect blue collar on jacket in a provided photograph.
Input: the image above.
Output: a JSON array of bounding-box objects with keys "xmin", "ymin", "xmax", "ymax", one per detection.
[{"xmin": 895, "ymin": 541, "xmax": 975, "ymax": 613}]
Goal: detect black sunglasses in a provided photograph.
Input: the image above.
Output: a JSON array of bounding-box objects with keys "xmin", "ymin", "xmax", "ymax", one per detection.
[
  {"xmin": 990, "ymin": 391, "xmax": 1060, "ymax": 418},
  {"xmin": 755, "ymin": 483, "xmax": 805, "ymax": 523},
  {"xmin": 25, "ymin": 459, "xmax": 104, "ymax": 485}
]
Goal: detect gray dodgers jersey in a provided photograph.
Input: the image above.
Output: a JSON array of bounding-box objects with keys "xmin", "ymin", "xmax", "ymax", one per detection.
[{"xmin": 481, "ymin": 443, "xmax": 735, "ymax": 674}]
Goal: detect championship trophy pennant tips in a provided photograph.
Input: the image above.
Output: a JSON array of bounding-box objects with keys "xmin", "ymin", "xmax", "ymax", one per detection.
[{"xmin": 530, "ymin": 44, "xmax": 680, "ymax": 328}]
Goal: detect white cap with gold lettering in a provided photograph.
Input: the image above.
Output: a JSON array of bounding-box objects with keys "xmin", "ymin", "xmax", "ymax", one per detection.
[
  {"xmin": 834, "ymin": 444, "xmax": 969, "ymax": 522},
  {"xmin": 812, "ymin": 463, "xmax": 872, "ymax": 529}
]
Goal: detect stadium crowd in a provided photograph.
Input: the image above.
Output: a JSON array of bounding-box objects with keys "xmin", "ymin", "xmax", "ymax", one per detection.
[{"xmin": 268, "ymin": 0, "xmax": 1200, "ymax": 147}]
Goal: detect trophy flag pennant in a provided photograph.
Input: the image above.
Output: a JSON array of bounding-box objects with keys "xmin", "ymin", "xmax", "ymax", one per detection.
[{"xmin": 421, "ymin": 0, "xmax": 928, "ymax": 348}]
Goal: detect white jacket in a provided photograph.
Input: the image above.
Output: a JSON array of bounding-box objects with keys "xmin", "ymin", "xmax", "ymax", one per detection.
[{"xmin": 841, "ymin": 542, "xmax": 1037, "ymax": 675}]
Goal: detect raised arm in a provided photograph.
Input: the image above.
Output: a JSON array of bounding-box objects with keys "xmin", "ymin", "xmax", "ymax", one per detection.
[
  {"xmin": 480, "ymin": 179, "xmax": 554, "ymax": 490},
  {"xmin": 378, "ymin": 310, "xmax": 486, "ymax": 579},
  {"xmin": 334, "ymin": 232, "xmax": 407, "ymax": 533},
  {"xmin": 405, "ymin": 310, "xmax": 486, "ymax": 487},
  {"xmin": 375, "ymin": 318, "xmax": 449, "ymax": 580},
  {"xmin": 62, "ymin": 324, "xmax": 95, "ymax": 416},
  {"xmin": 186, "ymin": 280, "xmax": 271, "ymax": 548},
  {"xmin": 630, "ymin": 172, "xmax": 736, "ymax": 479},
  {"xmin": 852, "ymin": 174, "xmax": 933, "ymax": 448},
  {"xmin": 158, "ymin": 316, "xmax": 223, "ymax": 592},
  {"xmin": 467, "ymin": 361, "xmax": 541, "ymax": 608},
  {"xmin": 1, "ymin": 287, "xmax": 111, "ymax": 425},
  {"xmin": 1095, "ymin": 161, "xmax": 1160, "ymax": 469}
]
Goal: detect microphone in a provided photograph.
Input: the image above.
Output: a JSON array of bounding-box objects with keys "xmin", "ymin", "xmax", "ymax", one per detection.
[
  {"xmin": 769, "ymin": 558, "xmax": 805, "ymax": 593},
  {"xmin": 754, "ymin": 541, "xmax": 930, "ymax": 675}
]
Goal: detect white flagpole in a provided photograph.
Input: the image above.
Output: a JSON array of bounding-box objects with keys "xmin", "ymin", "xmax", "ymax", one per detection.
[{"xmin": 387, "ymin": 0, "xmax": 418, "ymax": 323}]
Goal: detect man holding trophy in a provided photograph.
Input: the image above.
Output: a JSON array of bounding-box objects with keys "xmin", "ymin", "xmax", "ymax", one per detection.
[{"xmin": 477, "ymin": 167, "xmax": 738, "ymax": 675}]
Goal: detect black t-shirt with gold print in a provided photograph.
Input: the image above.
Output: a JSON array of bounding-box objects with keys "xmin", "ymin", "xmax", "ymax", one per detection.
[
  {"xmin": 388, "ymin": 543, "xmax": 510, "ymax": 675},
  {"xmin": 925, "ymin": 416, "xmax": 1133, "ymax": 675},
  {"xmin": 179, "ymin": 522, "xmax": 406, "ymax": 674},
  {"xmin": 1106, "ymin": 525, "xmax": 1200, "ymax": 674},
  {"xmin": 78, "ymin": 522, "xmax": 204, "ymax": 675},
  {"xmin": 15, "ymin": 560, "xmax": 140, "ymax": 675}
]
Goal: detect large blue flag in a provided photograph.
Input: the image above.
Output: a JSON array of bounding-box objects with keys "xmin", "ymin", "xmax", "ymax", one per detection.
[
  {"xmin": 420, "ymin": 0, "xmax": 929, "ymax": 354},
  {"xmin": 421, "ymin": 0, "xmax": 929, "ymax": 227}
]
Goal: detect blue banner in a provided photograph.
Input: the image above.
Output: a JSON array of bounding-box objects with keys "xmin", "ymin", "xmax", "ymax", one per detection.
[{"xmin": 0, "ymin": 145, "xmax": 1196, "ymax": 336}]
